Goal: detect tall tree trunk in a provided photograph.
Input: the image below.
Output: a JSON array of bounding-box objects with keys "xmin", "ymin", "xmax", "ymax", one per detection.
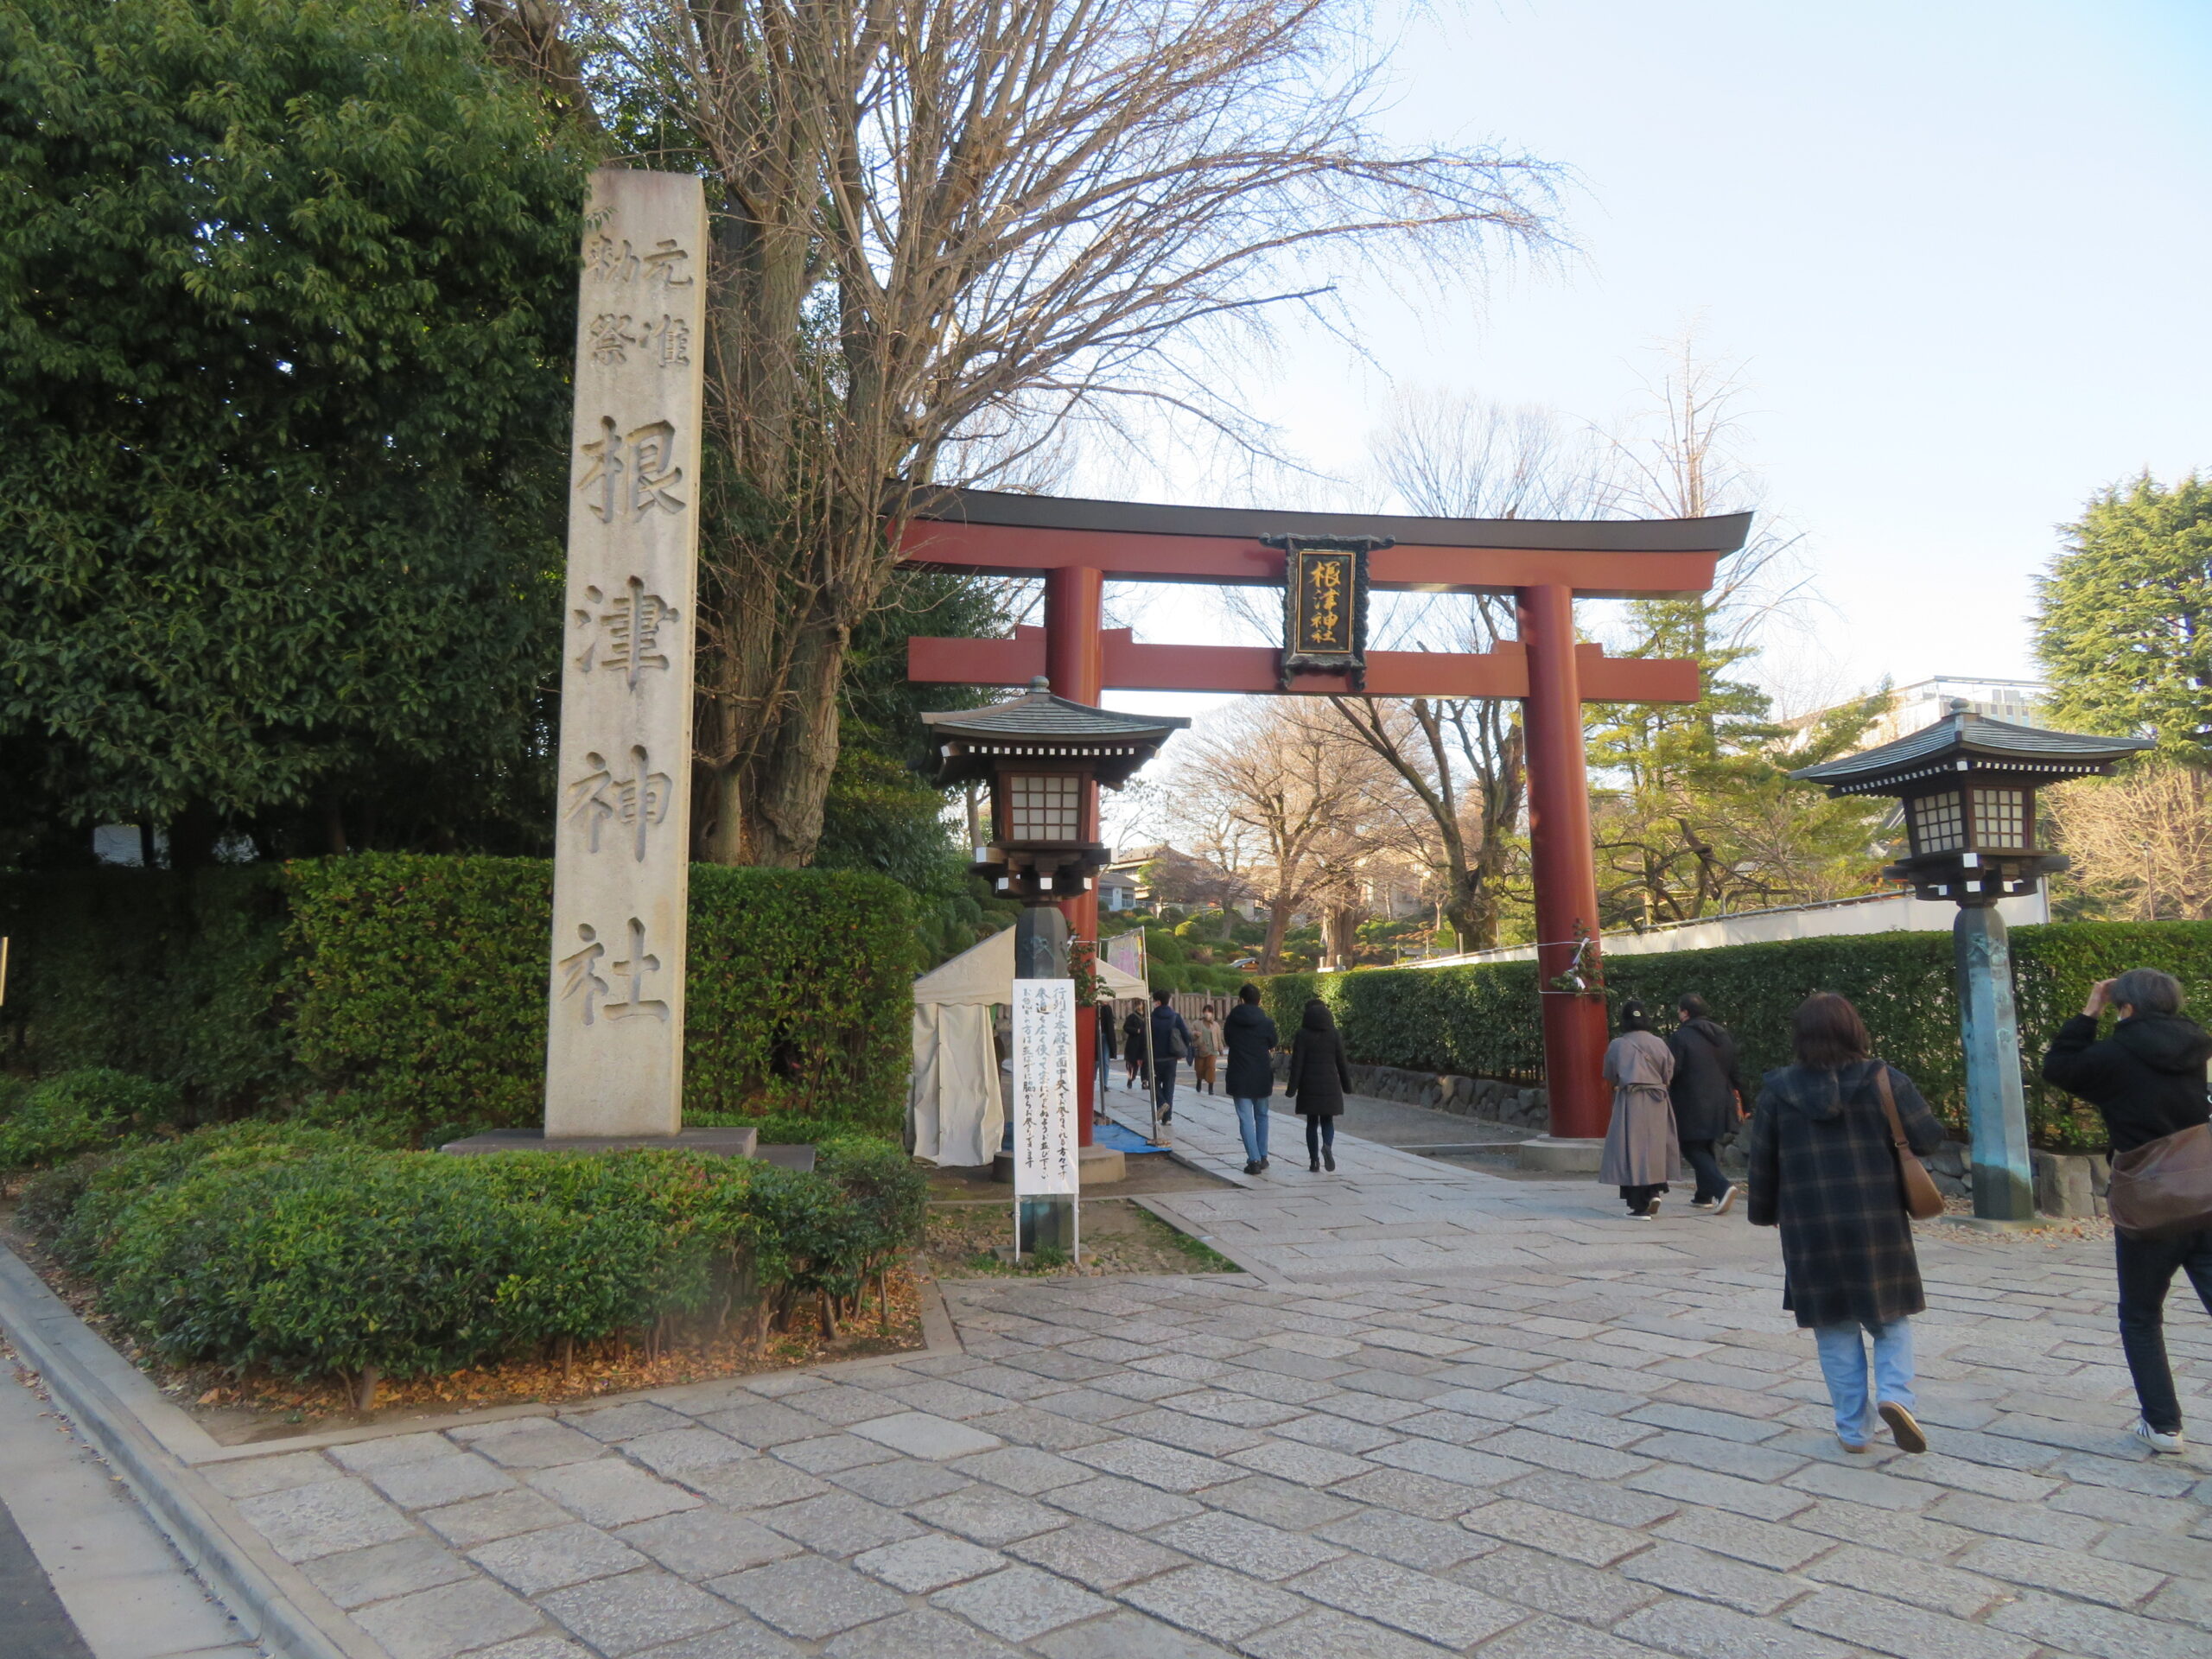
[{"xmin": 1261, "ymin": 896, "xmax": 1295, "ymax": 972}]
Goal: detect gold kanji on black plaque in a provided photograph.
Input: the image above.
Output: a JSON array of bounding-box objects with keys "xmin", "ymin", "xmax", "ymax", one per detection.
[{"xmin": 1268, "ymin": 534, "xmax": 1387, "ymax": 690}]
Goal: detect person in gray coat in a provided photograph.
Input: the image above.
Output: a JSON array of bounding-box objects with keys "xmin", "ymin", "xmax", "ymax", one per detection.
[
  {"xmin": 1287, "ymin": 999, "xmax": 1351, "ymax": 1173},
  {"xmin": 1600, "ymin": 1001, "xmax": 1675, "ymax": 1217}
]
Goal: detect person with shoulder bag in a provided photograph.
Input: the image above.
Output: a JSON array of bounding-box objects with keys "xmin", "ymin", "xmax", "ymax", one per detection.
[
  {"xmin": 1747, "ymin": 992, "xmax": 1947, "ymax": 1454},
  {"xmin": 1149, "ymin": 989, "xmax": 1193, "ymax": 1123},
  {"xmin": 1668, "ymin": 993, "xmax": 1751, "ymax": 1214},
  {"xmin": 2041, "ymin": 968, "xmax": 2212, "ymax": 1455}
]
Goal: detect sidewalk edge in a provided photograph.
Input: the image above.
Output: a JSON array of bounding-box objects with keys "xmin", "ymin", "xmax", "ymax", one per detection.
[{"xmin": 0, "ymin": 1242, "xmax": 392, "ymax": 1659}]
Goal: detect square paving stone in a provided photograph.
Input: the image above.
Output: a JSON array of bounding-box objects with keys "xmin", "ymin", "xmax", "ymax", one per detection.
[
  {"xmin": 966, "ymin": 1407, "xmax": 1115, "ymax": 1451},
  {"xmin": 565, "ymin": 1402, "xmax": 695, "ymax": 1441},
  {"xmin": 1285, "ymin": 1554, "xmax": 1524, "ymax": 1648},
  {"xmin": 849, "ymin": 1413, "xmax": 1004, "ymax": 1460},
  {"xmin": 623, "ymin": 1429, "xmax": 754, "ymax": 1477},
  {"xmin": 701, "ymin": 1402, "xmax": 834, "ymax": 1448},
  {"xmin": 1224, "ymin": 1440, "xmax": 1372, "ymax": 1488},
  {"xmin": 470, "ymin": 1522, "xmax": 648, "ymax": 1595},
  {"xmin": 1500, "ymin": 1470, "xmax": 1678, "ymax": 1529},
  {"xmin": 931, "ymin": 1564, "xmax": 1115, "ymax": 1639},
  {"xmin": 528, "ymin": 1459, "xmax": 702, "ymax": 1526},
  {"xmin": 422, "ymin": 1489, "xmax": 575, "ymax": 1548},
  {"xmin": 1450, "ymin": 1541, "xmax": 1661, "ymax": 1625},
  {"xmin": 1785, "ymin": 1586, "xmax": 2039, "ymax": 1659},
  {"xmin": 352, "ymin": 1576, "xmax": 545, "ymax": 1659},
  {"xmin": 1043, "ymin": 1475, "xmax": 1202, "ymax": 1531},
  {"xmin": 853, "ymin": 1533, "xmax": 1005, "ymax": 1592},
  {"xmin": 541, "ymin": 1568, "xmax": 741, "ymax": 1656},
  {"xmin": 366, "ymin": 1454, "xmax": 517, "ymax": 1511},
  {"xmin": 791, "ymin": 1384, "xmax": 916, "ymax": 1426},
  {"xmin": 202, "ymin": 1451, "xmax": 334, "ymax": 1499},
  {"xmin": 1113, "ymin": 1409, "xmax": 1265, "ymax": 1459},
  {"xmin": 949, "ymin": 1446, "xmax": 1090, "ymax": 1494},
  {"xmin": 299, "ymin": 1536, "xmax": 474, "ymax": 1609},
  {"xmin": 457, "ymin": 1421, "xmax": 607, "ymax": 1470},
  {"xmin": 1326, "ymin": 1468, "xmax": 1482, "ymax": 1521},
  {"xmin": 774, "ymin": 1434, "xmax": 900, "ymax": 1474},
  {"xmin": 1618, "ymin": 1596, "xmax": 1854, "ymax": 1658},
  {"xmin": 758, "ymin": 1491, "xmax": 923, "ymax": 1557},
  {"xmin": 1031, "ymin": 1608, "xmax": 1240, "ymax": 1659},
  {"xmin": 1957, "ymin": 1536, "xmax": 2167, "ymax": 1608},
  {"xmin": 820, "ymin": 1608, "xmax": 1023, "ymax": 1659},
  {"xmin": 1007, "ymin": 1521, "xmax": 1188, "ymax": 1591},
  {"xmin": 1242, "ymin": 1605, "xmax": 1474, "ymax": 1659},
  {"xmin": 1150, "ymin": 1512, "xmax": 1343, "ymax": 1581},
  {"xmin": 627, "ymin": 1617, "xmax": 804, "ymax": 1658},
  {"xmin": 1315, "ymin": 1508, "xmax": 1488, "ymax": 1572},
  {"xmin": 615, "ymin": 1510, "xmax": 802, "ymax": 1579},
  {"xmin": 1461, "ymin": 1497, "xmax": 1650, "ymax": 1567},
  {"xmin": 1475, "ymin": 1611, "xmax": 1674, "ymax": 1659},
  {"xmin": 914, "ymin": 1484, "xmax": 1073, "ymax": 1545},
  {"xmin": 708, "ymin": 1556, "xmax": 907, "ymax": 1640},
  {"xmin": 1628, "ymin": 1465, "xmax": 1815, "ymax": 1522},
  {"xmin": 1802, "ymin": 1541, "xmax": 2009, "ymax": 1619},
  {"xmin": 684, "ymin": 1458, "xmax": 832, "ymax": 1510},
  {"xmin": 1271, "ymin": 1415, "xmax": 1399, "ymax": 1455},
  {"xmin": 1067, "ymin": 1440, "xmax": 1235, "ymax": 1492},
  {"xmin": 329, "ymin": 1433, "xmax": 454, "ymax": 1471},
  {"xmin": 1619, "ymin": 1541, "xmax": 1812, "ymax": 1617},
  {"xmin": 1121, "ymin": 1563, "xmax": 1308, "ymax": 1643},
  {"xmin": 1656, "ymin": 1508, "xmax": 1835, "ymax": 1573},
  {"xmin": 830, "ymin": 1459, "xmax": 972, "ymax": 1507},
  {"xmin": 463, "ymin": 1638, "xmax": 595, "ymax": 1659},
  {"xmin": 1201, "ymin": 1473, "xmax": 1362, "ymax": 1529},
  {"xmin": 1990, "ymin": 1589, "xmax": 2210, "ymax": 1659},
  {"xmin": 234, "ymin": 1478, "xmax": 418, "ymax": 1562}
]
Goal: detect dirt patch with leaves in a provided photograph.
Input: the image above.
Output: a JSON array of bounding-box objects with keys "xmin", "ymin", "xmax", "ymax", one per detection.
[{"xmin": 920, "ymin": 1197, "xmax": 1240, "ymax": 1279}]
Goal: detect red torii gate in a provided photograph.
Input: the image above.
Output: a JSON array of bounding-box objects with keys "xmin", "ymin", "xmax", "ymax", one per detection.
[{"xmin": 897, "ymin": 486, "xmax": 1749, "ymax": 1147}]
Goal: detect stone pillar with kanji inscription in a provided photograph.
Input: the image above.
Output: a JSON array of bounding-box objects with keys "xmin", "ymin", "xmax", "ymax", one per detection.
[{"xmin": 544, "ymin": 169, "xmax": 706, "ymax": 1138}]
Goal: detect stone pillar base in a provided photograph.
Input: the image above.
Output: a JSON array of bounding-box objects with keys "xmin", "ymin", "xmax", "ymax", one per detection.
[{"xmin": 1516, "ymin": 1135, "xmax": 1605, "ymax": 1173}]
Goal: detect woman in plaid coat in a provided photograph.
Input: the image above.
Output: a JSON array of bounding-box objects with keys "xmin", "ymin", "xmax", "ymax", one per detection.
[{"xmin": 1748, "ymin": 993, "xmax": 1947, "ymax": 1455}]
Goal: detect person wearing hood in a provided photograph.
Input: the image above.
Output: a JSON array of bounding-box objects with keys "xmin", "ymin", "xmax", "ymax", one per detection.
[
  {"xmin": 1669, "ymin": 994, "xmax": 1750, "ymax": 1215},
  {"xmin": 1600, "ymin": 1001, "xmax": 1676, "ymax": 1218},
  {"xmin": 2041, "ymin": 968, "xmax": 2212, "ymax": 1455},
  {"xmin": 1747, "ymin": 992, "xmax": 1944, "ymax": 1456},
  {"xmin": 1287, "ymin": 997, "xmax": 1351, "ymax": 1173},
  {"xmin": 1223, "ymin": 985, "xmax": 1280, "ymax": 1174}
]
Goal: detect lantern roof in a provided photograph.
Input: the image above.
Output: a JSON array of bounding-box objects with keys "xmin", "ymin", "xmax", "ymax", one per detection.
[
  {"xmin": 1789, "ymin": 702, "xmax": 2151, "ymax": 797},
  {"xmin": 923, "ymin": 678, "xmax": 1190, "ymax": 787}
]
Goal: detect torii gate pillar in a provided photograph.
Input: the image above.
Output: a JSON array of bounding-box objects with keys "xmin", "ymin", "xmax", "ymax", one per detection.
[
  {"xmin": 1046, "ymin": 567, "xmax": 1106, "ymax": 1147},
  {"xmin": 1517, "ymin": 584, "xmax": 1609, "ymax": 1140}
]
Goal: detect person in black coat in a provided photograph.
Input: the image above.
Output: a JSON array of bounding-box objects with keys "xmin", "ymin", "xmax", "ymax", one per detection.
[
  {"xmin": 1287, "ymin": 998, "xmax": 1351, "ymax": 1173},
  {"xmin": 1669, "ymin": 994, "xmax": 1751, "ymax": 1213},
  {"xmin": 1747, "ymin": 992, "xmax": 1945, "ymax": 1455},
  {"xmin": 1095, "ymin": 1001, "xmax": 1118, "ymax": 1098},
  {"xmin": 2042, "ymin": 967, "xmax": 2212, "ymax": 1455},
  {"xmin": 1149, "ymin": 990, "xmax": 1193, "ymax": 1122},
  {"xmin": 1223, "ymin": 984, "xmax": 1279, "ymax": 1173},
  {"xmin": 1122, "ymin": 1006, "xmax": 1147, "ymax": 1089}
]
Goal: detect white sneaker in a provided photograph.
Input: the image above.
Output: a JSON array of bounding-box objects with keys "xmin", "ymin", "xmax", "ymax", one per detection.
[
  {"xmin": 1713, "ymin": 1185, "xmax": 1738, "ymax": 1216},
  {"xmin": 1642, "ymin": 1198, "xmax": 1663, "ymax": 1219},
  {"xmin": 2131, "ymin": 1419, "xmax": 2185, "ymax": 1455}
]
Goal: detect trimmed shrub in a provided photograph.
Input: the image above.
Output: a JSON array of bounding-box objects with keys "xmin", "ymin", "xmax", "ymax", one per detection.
[
  {"xmin": 1279, "ymin": 921, "xmax": 2212, "ymax": 1152},
  {"xmin": 0, "ymin": 1069, "xmax": 181, "ymax": 1172}
]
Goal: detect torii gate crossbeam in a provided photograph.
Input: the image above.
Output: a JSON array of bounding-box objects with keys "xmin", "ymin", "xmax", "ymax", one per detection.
[{"xmin": 893, "ymin": 486, "xmax": 1750, "ymax": 1150}]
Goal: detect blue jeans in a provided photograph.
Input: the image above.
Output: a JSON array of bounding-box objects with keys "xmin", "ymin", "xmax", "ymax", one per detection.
[
  {"xmin": 1813, "ymin": 1319, "xmax": 1914, "ymax": 1444},
  {"xmin": 1234, "ymin": 1097, "xmax": 1270, "ymax": 1163}
]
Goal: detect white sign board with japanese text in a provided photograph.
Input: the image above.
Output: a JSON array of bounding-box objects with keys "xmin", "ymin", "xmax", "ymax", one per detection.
[
  {"xmin": 544, "ymin": 169, "xmax": 707, "ymax": 1137},
  {"xmin": 1010, "ymin": 979, "xmax": 1079, "ymax": 1197}
]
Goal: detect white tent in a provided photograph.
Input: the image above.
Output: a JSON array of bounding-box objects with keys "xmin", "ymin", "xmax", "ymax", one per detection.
[{"xmin": 907, "ymin": 925, "xmax": 1146, "ymax": 1166}]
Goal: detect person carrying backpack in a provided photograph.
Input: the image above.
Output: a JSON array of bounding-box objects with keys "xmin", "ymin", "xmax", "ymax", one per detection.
[{"xmin": 2042, "ymin": 968, "xmax": 2212, "ymax": 1455}]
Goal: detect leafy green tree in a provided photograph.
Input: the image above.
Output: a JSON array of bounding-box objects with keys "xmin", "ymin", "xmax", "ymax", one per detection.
[
  {"xmin": 2037, "ymin": 472, "xmax": 2212, "ymax": 760},
  {"xmin": 0, "ymin": 0, "xmax": 591, "ymax": 864}
]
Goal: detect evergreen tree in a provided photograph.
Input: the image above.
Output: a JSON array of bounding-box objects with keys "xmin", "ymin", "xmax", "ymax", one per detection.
[
  {"xmin": 0, "ymin": 0, "xmax": 590, "ymax": 865},
  {"xmin": 2036, "ymin": 472, "xmax": 2212, "ymax": 761}
]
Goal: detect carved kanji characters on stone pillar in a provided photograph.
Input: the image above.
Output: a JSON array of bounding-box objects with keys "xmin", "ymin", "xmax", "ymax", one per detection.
[{"xmin": 546, "ymin": 169, "xmax": 708, "ymax": 1139}]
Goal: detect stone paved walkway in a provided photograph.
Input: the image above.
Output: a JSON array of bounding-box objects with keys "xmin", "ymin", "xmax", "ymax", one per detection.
[{"xmin": 188, "ymin": 1096, "xmax": 2210, "ymax": 1659}]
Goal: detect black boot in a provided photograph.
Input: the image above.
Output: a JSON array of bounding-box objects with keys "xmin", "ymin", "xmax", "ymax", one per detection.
[
  {"xmin": 1309, "ymin": 1156, "xmax": 1321, "ymax": 1173},
  {"xmin": 1323, "ymin": 1147, "xmax": 1336, "ymax": 1172}
]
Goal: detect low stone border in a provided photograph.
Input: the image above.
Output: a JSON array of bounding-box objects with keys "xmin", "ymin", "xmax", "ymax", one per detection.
[{"xmin": 0, "ymin": 1242, "xmax": 968, "ymax": 1656}]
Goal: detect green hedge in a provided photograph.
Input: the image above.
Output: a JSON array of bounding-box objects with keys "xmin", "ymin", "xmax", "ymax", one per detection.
[
  {"xmin": 2, "ymin": 856, "xmax": 915, "ymax": 1145},
  {"xmin": 1271, "ymin": 922, "xmax": 2212, "ymax": 1152},
  {"xmin": 20, "ymin": 1123, "xmax": 929, "ymax": 1390}
]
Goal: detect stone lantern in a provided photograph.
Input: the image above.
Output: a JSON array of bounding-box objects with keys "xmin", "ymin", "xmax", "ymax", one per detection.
[{"xmin": 1791, "ymin": 702, "xmax": 2150, "ymax": 1224}]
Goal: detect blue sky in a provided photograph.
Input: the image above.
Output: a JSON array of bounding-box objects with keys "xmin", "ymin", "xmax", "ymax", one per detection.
[{"xmin": 1082, "ymin": 0, "xmax": 2212, "ymax": 730}]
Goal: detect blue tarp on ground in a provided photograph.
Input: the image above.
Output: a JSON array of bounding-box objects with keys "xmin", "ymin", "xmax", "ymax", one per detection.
[{"xmin": 1093, "ymin": 1118, "xmax": 1170, "ymax": 1154}]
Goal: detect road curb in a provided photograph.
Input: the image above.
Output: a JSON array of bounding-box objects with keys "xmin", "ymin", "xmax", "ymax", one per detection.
[{"xmin": 0, "ymin": 1243, "xmax": 392, "ymax": 1659}]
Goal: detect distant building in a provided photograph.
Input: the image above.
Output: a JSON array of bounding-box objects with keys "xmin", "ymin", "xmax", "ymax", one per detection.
[
  {"xmin": 1800, "ymin": 675, "xmax": 2052, "ymax": 756},
  {"xmin": 1104, "ymin": 842, "xmax": 1255, "ymax": 915},
  {"xmin": 1096, "ymin": 868, "xmax": 1140, "ymax": 913}
]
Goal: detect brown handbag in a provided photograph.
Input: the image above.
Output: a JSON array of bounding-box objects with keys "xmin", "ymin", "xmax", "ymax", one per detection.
[
  {"xmin": 2107, "ymin": 1122, "xmax": 2212, "ymax": 1239},
  {"xmin": 1872, "ymin": 1065, "xmax": 1948, "ymax": 1221}
]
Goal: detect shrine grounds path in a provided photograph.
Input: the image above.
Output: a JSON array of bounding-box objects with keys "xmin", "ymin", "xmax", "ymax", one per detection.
[{"xmin": 118, "ymin": 1091, "xmax": 2212, "ymax": 1659}]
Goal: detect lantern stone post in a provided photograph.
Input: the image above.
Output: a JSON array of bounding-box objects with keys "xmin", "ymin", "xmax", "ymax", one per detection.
[{"xmin": 1793, "ymin": 702, "xmax": 2152, "ymax": 1226}]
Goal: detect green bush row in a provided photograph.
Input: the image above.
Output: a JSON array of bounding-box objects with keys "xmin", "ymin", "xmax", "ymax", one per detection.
[
  {"xmin": 0, "ymin": 855, "xmax": 916, "ymax": 1145},
  {"xmin": 1268, "ymin": 921, "xmax": 2212, "ymax": 1152},
  {"xmin": 21, "ymin": 1126, "xmax": 928, "ymax": 1389}
]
